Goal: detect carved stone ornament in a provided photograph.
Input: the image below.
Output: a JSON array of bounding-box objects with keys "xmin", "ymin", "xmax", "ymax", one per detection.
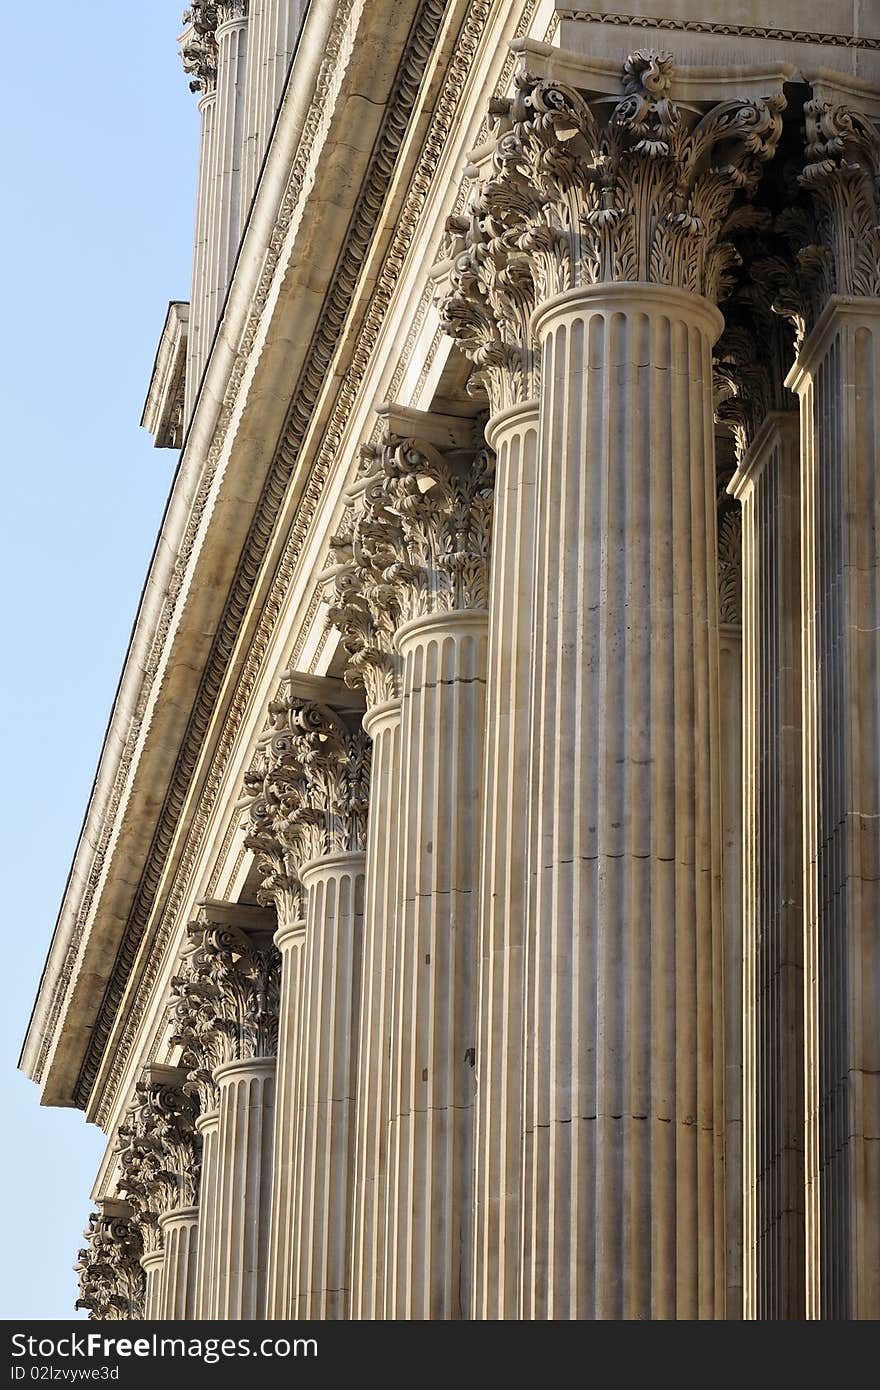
[
  {"xmin": 326, "ymin": 485, "xmax": 405, "ymax": 710},
  {"xmin": 329, "ymin": 427, "xmax": 494, "ymax": 646},
  {"xmin": 180, "ymin": 5, "xmax": 219, "ymax": 94},
  {"xmin": 799, "ymin": 100, "xmax": 880, "ymax": 305},
  {"xmin": 440, "ymin": 51, "xmax": 786, "ymax": 408},
  {"xmin": 717, "ymin": 501, "xmax": 742, "ymax": 627},
  {"xmin": 116, "ymin": 1076, "xmax": 201, "ymax": 1249},
  {"xmin": 242, "ymin": 694, "xmax": 371, "ymax": 913},
  {"xmin": 712, "ymin": 213, "xmax": 800, "ymax": 463},
  {"xmin": 171, "ymin": 921, "xmax": 281, "ymax": 1069},
  {"xmin": 75, "ymin": 1207, "xmax": 145, "ymax": 1321}
]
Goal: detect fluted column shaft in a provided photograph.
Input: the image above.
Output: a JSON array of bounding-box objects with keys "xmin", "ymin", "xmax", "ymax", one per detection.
[
  {"xmin": 211, "ymin": 1057, "xmax": 275, "ymax": 1319},
  {"xmin": 350, "ymin": 701, "xmax": 402, "ymax": 1318},
  {"xmin": 185, "ymin": 87, "xmax": 217, "ymax": 425},
  {"xmin": 521, "ymin": 283, "xmax": 725, "ymax": 1319},
  {"xmin": 472, "ymin": 402, "xmax": 540, "ymax": 1319},
  {"xmin": 790, "ymin": 298, "xmax": 880, "ymax": 1320},
  {"xmin": 193, "ymin": 1108, "xmax": 219, "ymax": 1317},
  {"xmin": 733, "ymin": 412, "xmax": 805, "ymax": 1320},
  {"xmin": 140, "ymin": 1249, "xmax": 164, "ymax": 1320},
  {"xmin": 265, "ymin": 919, "xmax": 307, "ymax": 1318},
  {"xmin": 240, "ymin": 0, "xmax": 304, "ymax": 230},
  {"xmin": 289, "ymin": 853, "xmax": 365, "ymax": 1319},
  {"xmin": 385, "ymin": 610, "xmax": 487, "ymax": 1319},
  {"xmin": 206, "ymin": 8, "xmax": 249, "ymax": 339},
  {"xmin": 158, "ymin": 1209, "xmax": 199, "ymax": 1319},
  {"xmin": 719, "ymin": 617, "xmax": 743, "ymax": 1320}
]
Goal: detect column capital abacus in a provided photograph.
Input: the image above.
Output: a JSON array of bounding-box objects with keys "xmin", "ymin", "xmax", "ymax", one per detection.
[
  {"xmin": 241, "ymin": 691, "xmax": 371, "ymax": 912},
  {"xmin": 180, "ymin": 4, "xmax": 219, "ymax": 95},
  {"xmin": 75, "ymin": 1201, "xmax": 145, "ymax": 1321},
  {"xmin": 115, "ymin": 1068, "xmax": 201, "ymax": 1255}
]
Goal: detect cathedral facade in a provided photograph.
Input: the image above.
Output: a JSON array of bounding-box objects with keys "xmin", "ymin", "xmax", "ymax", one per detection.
[{"xmin": 21, "ymin": 1, "xmax": 880, "ymax": 1319}]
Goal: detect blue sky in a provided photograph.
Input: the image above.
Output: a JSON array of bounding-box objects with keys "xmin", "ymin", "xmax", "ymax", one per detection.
[{"xmin": 1, "ymin": 4, "xmax": 197, "ymax": 1320}]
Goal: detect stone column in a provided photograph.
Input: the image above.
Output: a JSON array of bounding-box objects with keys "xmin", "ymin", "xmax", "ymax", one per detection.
[
  {"xmin": 441, "ymin": 50, "xmax": 786, "ymax": 1319},
  {"xmin": 116, "ymin": 1067, "xmax": 201, "ymax": 1322},
  {"xmin": 715, "ymin": 460, "xmax": 744, "ymax": 1321},
  {"xmin": 75, "ymin": 1200, "xmax": 145, "ymax": 1321},
  {"xmin": 192, "ymin": 1107, "xmax": 220, "ymax": 1316},
  {"xmin": 263, "ymin": 916, "xmax": 306, "ymax": 1318},
  {"xmin": 473, "ymin": 401, "xmax": 540, "ymax": 1320},
  {"xmin": 323, "ymin": 456, "xmax": 405, "ymax": 1320},
  {"xmin": 440, "ymin": 198, "xmax": 542, "ymax": 1320},
  {"xmin": 214, "ymin": 1055, "xmax": 276, "ymax": 1319},
  {"xmin": 206, "ymin": 2, "xmax": 250, "ymax": 338},
  {"xmin": 715, "ymin": 268, "xmax": 805, "ymax": 1320},
  {"xmin": 180, "ymin": 5, "xmax": 219, "ymax": 424},
  {"xmin": 732, "ymin": 413, "xmax": 804, "ymax": 1319},
  {"xmin": 242, "ymin": 690, "xmax": 370, "ymax": 1319},
  {"xmin": 349, "ymin": 700, "xmax": 400, "ymax": 1318},
  {"xmin": 240, "ymin": 0, "xmax": 304, "ymax": 231},
  {"xmin": 208, "ymin": 908, "xmax": 277, "ymax": 1322},
  {"xmin": 159, "ymin": 1209, "xmax": 199, "ymax": 1319},
  {"xmin": 789, "ymin": 94, "xmax": 880, "ymax": 1320},
  {"xmin": 293, "ymin": 852, "xmax": 366, "ymax": 1318},
  {"xmin": 341, "ymin": 407, "xmax": 491, "ymax": 1320}
]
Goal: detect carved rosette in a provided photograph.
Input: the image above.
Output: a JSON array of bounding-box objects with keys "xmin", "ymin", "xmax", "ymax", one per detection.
[
  {"xmin": 75, "ymin": 1209, "xmax": 145, "ymax": 1321},
  {"xmin": 799, "ymin": 100, "xmax": 880, "ymax": 308},
  {"xmin": 440, "ymin": 50, "xmax": 786, "ymax": 396},
  {"xmin": 242, "ymin": 695, "xmax": 371, "ymax": 907},
  {"xmin": 116, "ymin": 1079, "xmax": 201, "ymax": 1251},
  {"xmin": 180, "ymin": 4, "xmax": 219, "ymax": 95},
  {"xmin": 353, "ymin": 430, "xmax": 494, "ymax": 625}
]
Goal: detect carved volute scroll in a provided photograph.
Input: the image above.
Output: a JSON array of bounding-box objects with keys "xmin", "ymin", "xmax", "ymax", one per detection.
[
  {"xmin": 440, "ymin": 50, "xmax": 787, "ymax": 406},
  {"xmin": 116, "ymin": 1072, "xmax": 201, "ymax": 1251},
  {"xmin": 75, "ymin": 1205, "xmax": 145, "ymax": 1321},
  {"xmin": 242, "ymin": 695, "xmax": 371, "ymax": 916}
]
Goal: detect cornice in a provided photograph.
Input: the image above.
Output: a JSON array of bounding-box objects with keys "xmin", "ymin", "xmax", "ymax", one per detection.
[
  {"xmin": 86, "ymin": 0, "xmax": 503, "ymax": 1128},
  {"xmin": 22, "ymin": 0, "xmax": 442, "ymax": 1109},
  {"xmin": 551, "ymin": 11, "xmax": 880, "ymax": 51}
]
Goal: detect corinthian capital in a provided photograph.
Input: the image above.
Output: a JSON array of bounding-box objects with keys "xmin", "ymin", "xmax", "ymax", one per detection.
[
  {"xmin": 242, "ymin": 692, "xmax": 371, "ymax": 910},
  {"xmin": 75, "ymin": 1201, "xmax": 145, "ymax": 1321},
  {"xmin": 180, "ymin": 5, "xmax": 218, "ymax": 94},
  {"xmin": 799, "ymin": 99, "xmax": 880, "ymax": 304},
  {"xmin": 116, "ymin": 1069, "xmax": 201, "ymax": 1249},
  {"xmin": 325, "ymin": 487, "xmax": 404, "ymax": 710},
  {"xmin": 440, "ymin": 50, "xmax": 786, "ymax": 374},
  {"xmin": 348, "ymin": 414, "xmax": 493, "ymax": 625},
  {"xmin": 172, "ymin": 908, "xmax": 281, "ymax": 1068}
]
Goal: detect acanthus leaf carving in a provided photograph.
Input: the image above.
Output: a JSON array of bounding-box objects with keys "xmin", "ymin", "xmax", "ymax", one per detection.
[
  {"xmin": 241, "ymin": 693, "xmax": 371, "ymax": 913},
  {"xmin": 115, "ymin": 1076, "xmax": 201, "ymax": 1248},
  {"xmin": 75, "ymin": 1207, "xmax": 145, "ymax": 1321},
  {"xmin": 439, "ymin": 50, "xmax": 787, "ymax": 399},
  {"xmin": 180, "ymin": 4, "xmax": 219, "ymax": 94},
  {"xmin": 799, "ymin": 100, "xmax": 880, "ymax": 304},
  {"xmin": 172, "ymin": 921, "xmax": 281, "ymax": 1070}
]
